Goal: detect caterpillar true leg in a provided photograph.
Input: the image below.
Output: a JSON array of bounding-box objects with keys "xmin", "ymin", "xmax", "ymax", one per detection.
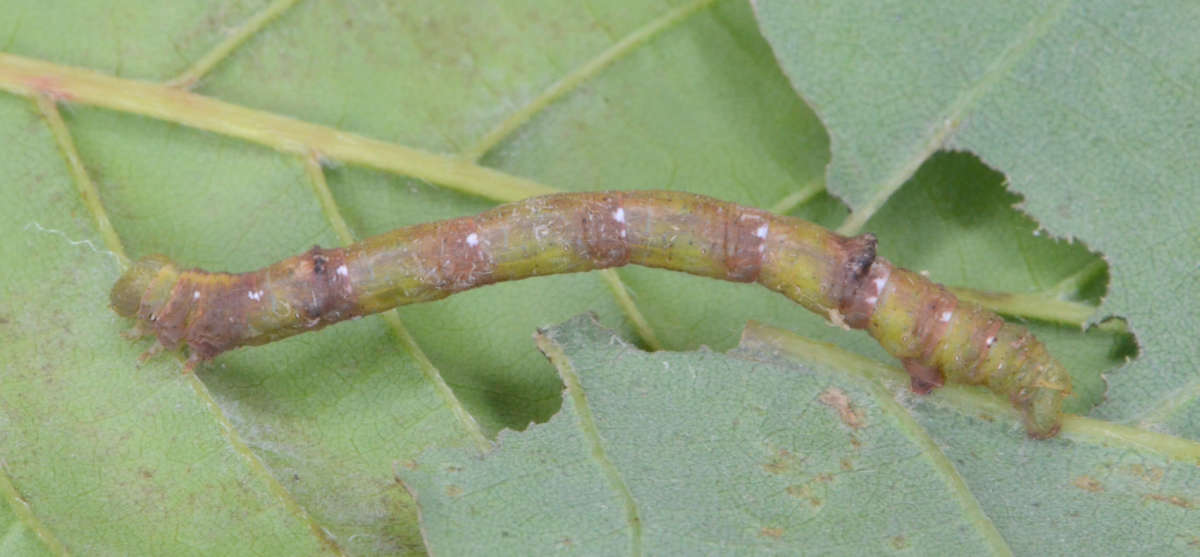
[{"xmin": 111, "ymin": 190, "xmax": 1071, "ymax": 437}]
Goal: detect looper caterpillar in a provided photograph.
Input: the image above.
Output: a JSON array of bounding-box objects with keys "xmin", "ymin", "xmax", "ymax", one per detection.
[{"xmin": 111, "ymin": 190, "xmax": 1071, "ymax": 437}]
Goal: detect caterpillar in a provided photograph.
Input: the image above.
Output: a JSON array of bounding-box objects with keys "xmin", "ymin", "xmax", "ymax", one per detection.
[{"xmin": 111, "ymin": 190, "xmax": 1071, "ymax": 437}]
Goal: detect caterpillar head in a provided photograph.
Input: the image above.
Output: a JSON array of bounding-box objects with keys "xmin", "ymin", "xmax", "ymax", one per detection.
[{"xmin": 110, "ymin": 255, "xmax": 180, "ymax": 320}]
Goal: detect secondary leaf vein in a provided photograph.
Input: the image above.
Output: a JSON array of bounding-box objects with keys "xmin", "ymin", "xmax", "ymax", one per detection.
[
  {"xmin": 301, "ymin": 153, "xmax": 491, "ymax": 452},
  {"xmin": 166, "ymin": 0, "xmax": 303, "ymax": 89},
  {"xmin": 837, "ymin": 0, "xmax": 1072, "ymax": 235},
  {"xmin": 459, "ymin": 0, "xmax": 720, "ymax": 161},
  {"xmin": 535, "ymin": 330, "xmax": 644, "ymax": 556}
]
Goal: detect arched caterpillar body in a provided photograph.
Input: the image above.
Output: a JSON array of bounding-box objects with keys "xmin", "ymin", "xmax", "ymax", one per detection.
[{"xmin": 111, "ymin": 191, "xmax": 1071, "ymax": 437}]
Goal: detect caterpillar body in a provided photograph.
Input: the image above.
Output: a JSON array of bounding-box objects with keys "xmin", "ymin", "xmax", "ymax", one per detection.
[{"xmin": 111, "ymin": 190, "xmax": 1071, "ymax": 437}]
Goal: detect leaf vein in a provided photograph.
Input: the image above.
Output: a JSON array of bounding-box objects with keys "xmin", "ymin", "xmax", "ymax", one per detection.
[
  {"xmin": 535, "ymin": 330, "xmax": 644, "ymax": 556},
  {"xmin": 837, "ymin": 0, "xmax": 1072, "ymax": 235},
  {"xmin": 166, "ymin": 0, "xmax": 303, "ymax": 89},
  {"xmin": 301, "ymin": 153, "xmax": 491, "ymax": 451},
  {"xmin": 460, "ymin": 0, "xmax": 720, "ymax": 161},
  {"xmin": 0, "ymin": 466, "xmax": 69, "ymax": 556}
]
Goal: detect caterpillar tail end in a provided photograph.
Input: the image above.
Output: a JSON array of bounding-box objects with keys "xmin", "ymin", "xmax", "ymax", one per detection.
[
  {"xmin": 1018, "ymin": 380, "xmax": 1069, "ymax": 439},
  {"xmin": 110, "ymin": 255, "xmax": 176, "ymax": 318}
]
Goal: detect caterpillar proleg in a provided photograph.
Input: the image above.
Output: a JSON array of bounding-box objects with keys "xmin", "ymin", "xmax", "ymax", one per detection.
[{"xmin": 111, "ymin": 190, "xmax": 1071, "ymax": 437}]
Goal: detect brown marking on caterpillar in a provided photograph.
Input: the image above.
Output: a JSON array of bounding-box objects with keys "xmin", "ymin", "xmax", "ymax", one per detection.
[
  {"xmin": 724, "ymin": 210, "xmax": 770, "ymax": 282},
  {"xmin": 915, "ymin": 288, "xmax": 958, "ymax": 359},
  {"xmin": 178, "ymin": 273, "xmax": 259, "ymax": 363},
  {"xmin": 841, "ymin": 234, "xmax": 878, "ymax": 288},
  {"xmin": 290, "ymin": 246, "xmax": 357, "ymax": 324},
  {"xmin": 138, "ymin": 269, "xmax": 260, "ymax": 370},
  {"xmin": 902, "ymin": 360, "xmax": 944, "ymax": 394},
  {"xmin": 580, "ymin": 192, "xmax": 631, "ymax": 267},
  {"xmin": 837, "ymin": 247, "xmax": 885, "ymax": 330},
  {"xmin": 424, "ymin": 217, "xmax": 494, "ymax": 292},
  {"xmin": 962, "ymin": 315, "xmax": 1006, "ymax": 383},
  {"xmin": 900, "ymin": 280, "xmax": 958, "ymax": 393}
]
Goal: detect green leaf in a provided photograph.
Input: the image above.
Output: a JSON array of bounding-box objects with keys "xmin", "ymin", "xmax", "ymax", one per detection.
[
  {"xmin": 753, "ymin": 0, "xmax": 1200, "ymax": 430},
  {"xmin": 0, "ymin": 0, "xmax": 1173, "ymax": 554},
  {"xmin": 401, "ymin": 316, "xmax": 1200, "ymax": 555}
]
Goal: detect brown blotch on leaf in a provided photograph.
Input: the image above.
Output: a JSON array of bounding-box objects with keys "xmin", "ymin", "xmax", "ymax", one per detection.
[
  {"xmin": 445, "ymin": 485, "xmax": 464, "ymax": 497},
  {"xmin": 818, "ymin": 387, "xmax": 866, "ymax": 429},
  {"xmin": 1144, "ymin": 494, "xmax": 1194, "ymax": 509},
  {"xmin": 786, "ymin": 483, "xmax": 823, "ymax": 507},
  {"xmin": 763, "ymin": 448, "xmax": 800, "ymax": 475},
  {"xmin": 1125, "ymin": 464, "xmax": 1165, "ymax": 484},
  {"xmin": 1072, "ymin": 476, "xmax": 1104, "ymax": 493},
  {"xmin": 759, "ymin": 527, "xmax": 784, "ymax": 539},
  {"xmin": 785, "ymin": 484, "xmax": 807, "ymax": 498},
  {"xmin": 396, "ymin": 459, "xmax": 418, "ymax": 472}
]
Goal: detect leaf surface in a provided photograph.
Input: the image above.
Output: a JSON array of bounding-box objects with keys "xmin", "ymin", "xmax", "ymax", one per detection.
[{"xmin": 401, "ymin": 316, "xmax": 1200, "ymax": 555}]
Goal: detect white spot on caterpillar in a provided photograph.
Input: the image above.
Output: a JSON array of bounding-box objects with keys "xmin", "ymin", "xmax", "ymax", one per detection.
[
  {"xmin": 248, "ymin": 290, "xmax": 264, "ymax": 301},
  {"xmin": 873, "ymin": 274, "xmax": 889, "ymax": 293},
  {"xmin": 755, "ymin": 223, "xmax": 769, "ymax": 253},
  {"xmin": 336, "ymin": 264, "xmax": 348, "ymax": 277},
  {"xmin": 612, "ymin": 208, "xmax": 625, "ymax": 223},
  {"xmin": 193, "ymin": 291, "xmax": 200, "ymax": 300},
  {"xmin": 940, "ymin": 311, "xmax": 953, "ymax": 322},
  {"xmin": 986, "ymin": 336, "xmax": 997, "ymax": 347},
  {"xmin": 466, "ymin": 232, "xmax": 479, "ymax": 247},
  {"xmin": 859, "ymin": 264, "xmax": 890, "ymax": 312}
]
